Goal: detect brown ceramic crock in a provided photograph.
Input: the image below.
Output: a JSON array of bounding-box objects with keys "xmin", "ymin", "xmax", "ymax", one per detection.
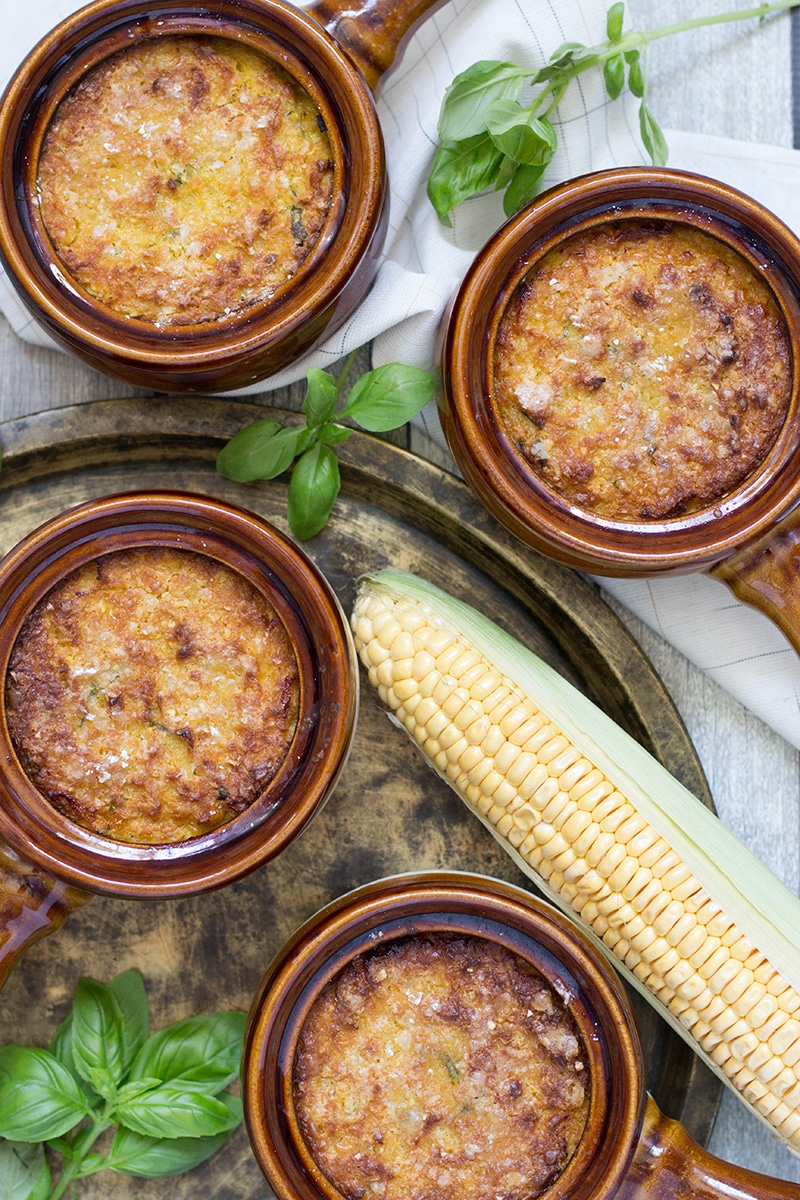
[
  {"xmin": 439, "ymin": 167, "xmax": 800, "ymax": 657},
  {"xmin": 0, "ymin": 0, "xmax": 446, "ymax": 392},
  {"xmin": 0, "ymin": 490, "xmax": 358, "ymax": 988},
  {"xmin": 243, "ymin": 871, "xmax": 800, "ymax": 1200}
]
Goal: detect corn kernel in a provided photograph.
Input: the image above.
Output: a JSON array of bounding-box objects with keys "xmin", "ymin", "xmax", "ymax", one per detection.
[
  {"xmin": 626, "ymin": 827, "xmax": 661, "ymax": 859},
  {"xmin": 453, "ymin": 700, "xmax": 489, "ymax": 733},
  {"xmin": 392, "ymin": 676, "xmax": 420, "ymax": 702},
  {"xmin": 770, "ymin": 1019, "xmax": 800, "ymax": 1057},
  {"xmin": 539, "ymin": 830, "xmax": 572, "ymax": 862},
  {"xmin": 498, "ymin": 704, "xmax": 536, "ymax": 738},
  {"xmin": 469, "ymin": 669, "xmax": 504, "ymax": 703},
  {"xmin": 509, "ymin": 715, "xmax": 548, "ymax": 747},
  {"xmin": 671, "ymin": 925, "xmax": 707, "ymax": 960},
  {"xmin": 411, "ymin": 650, "xmax": 436, "ymax": 680},
  {"xmin": 507, "ymin": 751, "xmax": 541, "ymax": 788},
  {"xmin": 375, "ymin": 658, "xmax": 397, "ymax": 688},
  {"xmin": 561, "ymin": 809, "xmax": 594, "ymax": 842},
  {"xmin": 439, "ymin": 685, "xmax": 471, "ymax": 721},
  {"xmin": 539, "ymin": 790, "xmax": 572, "ymax": 825},
  {"xmin": 614, "ymin": 813, "xmax": 649, "ymax": 844},
  {"xmin": 424, "ymin": 628, "xmax": 456, "ymax": 656},
  {"xmin": 568, "ymin": 767, "xmax": 606, "ymax": 799},
  {"xmin": 607, "ymin": 858, "xmax": 641, "ymax": 894},
  {"xmin": 708, "ymin": 958, "xmax": 747, "ymax": 996},
  {"xmin": 536, "ymin": 736, "xmax": 572, "ymax": 767},
  {"xmin": 574, "ymin": 780, "xmax": 617, "ymax": 811},
  {"xmin": 531, "ymin": 775, "xmax": 562, "ymax": 811},
  {"xmin": 558, "ymin": 759, "xmax": 594, "ymax": 793}
]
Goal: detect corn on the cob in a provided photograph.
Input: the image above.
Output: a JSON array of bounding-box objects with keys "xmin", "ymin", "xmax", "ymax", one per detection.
[{"xmin": 351, "ymin": 568, "xmax": 800, "ymax": 1156}]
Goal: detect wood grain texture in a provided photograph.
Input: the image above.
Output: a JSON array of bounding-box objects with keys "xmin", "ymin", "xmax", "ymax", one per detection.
[{"xmin": 627, "ymin": 0, "xmax": 793, "ymax": 149}]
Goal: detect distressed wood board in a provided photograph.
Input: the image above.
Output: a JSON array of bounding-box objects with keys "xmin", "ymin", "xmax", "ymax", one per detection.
[{"xmin": 0, "ymin": 397, "xmax": 722, "ymax": 1197}]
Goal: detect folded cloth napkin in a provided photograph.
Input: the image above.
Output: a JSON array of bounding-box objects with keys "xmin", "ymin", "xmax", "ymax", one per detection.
[{"xmin": 3, "ymin": 0, "xmax": 800, "ymax": 750}]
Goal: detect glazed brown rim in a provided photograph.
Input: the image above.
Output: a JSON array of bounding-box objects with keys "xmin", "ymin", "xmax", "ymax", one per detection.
[
  {"xmin": 0, "ymin": 0, "xmax": 385, "ymax": 367},
  {"xmin": 0, "ymin": 490, "xmax": 359, "ymax": 896},
  {"xmin": 243, "ymin": 871, "xmax": 646, "ymax": 1200},
  {"xmin": 440, "ymin": 167, "xmax": 800, "ymax": 576}
]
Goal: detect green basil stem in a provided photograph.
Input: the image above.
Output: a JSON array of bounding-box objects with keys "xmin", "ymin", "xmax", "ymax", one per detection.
[
  {"xmin": 332, "ymin": 347, "xmax": 361, "ymax": 397},
  {"xmin": 640, "ymin": 0, "xmax": 796, "ymax": 41},
  {"xmin": 534, "ymin": 0, "xmax": 796, "ymax": 111},
  {"xmin": 48, "ymin": 1115, "xmax": 112, "ymax": 1200}
]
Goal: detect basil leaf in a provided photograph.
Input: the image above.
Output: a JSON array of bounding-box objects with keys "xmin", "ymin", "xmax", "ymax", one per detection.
[
  {"xmin": 0, "ymin": 1047, "xmax": 90, "ymax": 1141},
  {"xmin": 639, "ymin": 101, "xmax": 669, "ymax": 165},
  {"xmin": 318, "ymin": 422, "xmax": 353, "ymax": 447},
  {"xmin": 493, "ymin": 153, "xmax": 521, "ymax": 191},
  {"xmin": 485, "ymin": 104, "xmax": 557, "ymax": 166},
  {"xmin": 606, "ymin": 1, "xmax": 625, "ymax": 42},
  {"xmin": 341, "ymin": 364, "xmax": 438, "ymax": 432},
  {"xmin": 531, "ymin": 47, "xmax": 599, "ymax": 83},
  {"xmin": 108, "ymin": 1120, "xmax": 234, "ymax": 1176},
  {"xmin": 437, "ymin": 60, "xmax": 524, "ymax": 142},
  {"xmin": 427, "ymin": 133, "xmax": 506, "ymax": 224},
  {"xmin": 547, "ymin": 40, "xmax": 587, "ymax": 62},
  {"xmin": 48, "ymin": 1014, "xmax": 101, "ymax": 1104},
  {"xmin": 626, "ymin": 50, "xmax": 644, "ymax": 97},
  {"xmin": 502, "ymin": 161, "xmax": 549, "ymax": 216},
  {"xmin": 70, "ymin": 977, "xmax": 125, "ymax": 1095},
  {"xmin": 115, "ymin": 1077, "xmax": 163, "ymax": 1107},
  {"xmin": 86, "ymin": 1066, "xmax": 118, "ymax": 1101},
  {"xmin": 116, "ymin": 1082, "xmax": 242, "ymax": 1140},
  {"xmin": 108, "ymin": 969, "xmax": 150, "ymax": 1072},
  {"xmin": 0, "ymin": 1139, "xmax": 51, "ymax": 1200},
  {"xmin": 129, "ymin": 1012, "xmax": 246, "ymax": 1092},
  {"xmin": 603, "ymin": 53, "xmax": 625, "ymax": 100},
  {"xmin": 216, "ymin": 420, "xmax": 304, "ymax": 482},
  {"xmin": 303, "ymin": 369, "xmax": 339, "ymax": 427},
  {"xmin": 74, "ymin": 1153, "xmax": 106, "ymax": 1175},
  {"xmin": 287, "ymin": 443, "xmax": 340, "ymax": 541}
]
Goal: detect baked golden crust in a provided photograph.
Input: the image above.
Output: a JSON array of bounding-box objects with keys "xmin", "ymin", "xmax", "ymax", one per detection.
[
  {"xmin": 293, "ymin": 933, "xmax": 589, "ymax": 1200},
  {"xmin": 37, "ymin": 35, "xmax": 334, "ymax": 325},
  {"xmin": 493, "ymin": 220, "xmax": 792, "ymax": 520},
  {"xmin": 6, "ymin": 547, "xmax": 300, "ymax": 845}
]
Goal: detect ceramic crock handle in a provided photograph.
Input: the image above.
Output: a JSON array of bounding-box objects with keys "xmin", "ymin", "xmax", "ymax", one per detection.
[
  {"xmin": 306, "ymin": 0, "xmax": 449, "ymax": 91},
  {"xmin": 0, "ymin": 837, "xmax": 90, "ymax": 991},
  {"xmin": 709, "ymin": 506, "xmax": 800, "ymax": 658},
  {"xmin": 617, "ymin": 1095, "xmax": 800, "ymax": 1200}
]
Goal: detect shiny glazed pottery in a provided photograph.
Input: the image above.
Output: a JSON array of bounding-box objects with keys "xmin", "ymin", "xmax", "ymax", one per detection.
[
  {"xmin": 0, "ymin": 490, "xmax": 358, "ymax": 988},
  {"xmin": 439, "ymin": 167, "xmax": 800, "ymax": 657},
  {"xmin": 0, "ymin": 0, "xmax": 445, "ymax": 392},
  {"xmin": 243, "ymin": 872, "xmax": 800, "ymax": 1200}
]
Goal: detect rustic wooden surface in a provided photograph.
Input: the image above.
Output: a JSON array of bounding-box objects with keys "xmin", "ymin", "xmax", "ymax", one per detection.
[
  {"xmin": 0, "ymin": 0, "xmax": 798, "ymax": 1189},
  {"xmin": 0, "ymin": 402, "xmax": 721, "ymax": 1197}
]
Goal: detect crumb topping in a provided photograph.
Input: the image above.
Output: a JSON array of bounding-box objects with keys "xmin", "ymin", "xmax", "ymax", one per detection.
[
  {"xmin": 37, "ymin": 36, "xmax": 335, "ymax": 325},
  {"xmin": 493, "ymin": 220, "xmax": 792, "ymax": 520},
  {"xmin": 293, "ymin": 934, "xmax": 590, "ymax": 1200},
  {"xmin": 6, "ymin": 546, "xmax": 300, "ymax": 844}
]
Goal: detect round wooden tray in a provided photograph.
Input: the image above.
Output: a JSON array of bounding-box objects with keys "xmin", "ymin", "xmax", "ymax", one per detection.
[{"xmin": 0, "ymin": 397, "xmax": 722, "ymax": 1196}]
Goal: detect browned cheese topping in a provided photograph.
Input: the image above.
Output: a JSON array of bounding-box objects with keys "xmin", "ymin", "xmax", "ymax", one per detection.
[
  {"xmin": 5, "ymin": 547, "xmax": 300, "ymax": 844},
  {"xmin": 293, "ymin": 934, "xmax": 590, "ymax": 1200},
  {"xmin": 37, "ymin": 36, "xmax": 334, "ymax": 325},
  {"xmin": 493, "ymin": 220, "xmax": 792, "ymax": 520}
]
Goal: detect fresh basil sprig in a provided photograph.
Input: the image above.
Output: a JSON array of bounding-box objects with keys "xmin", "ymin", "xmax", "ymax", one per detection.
[
  {"xmin": 0, "ymin": 969, "xmax": 246, "ymax": 1199},
  {"xmin": 428, "ymin": 0, "xmax": 797, "ymax": 224},
  {"xmin": 217, "ymin": 353, "xmax": 439, "ymax": 540}
]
